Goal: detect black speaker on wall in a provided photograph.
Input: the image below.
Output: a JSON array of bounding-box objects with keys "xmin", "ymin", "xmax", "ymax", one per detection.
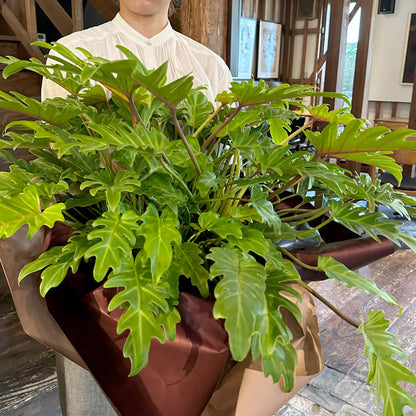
[{"xmin": 378, "ymin": 0, "xmax": 395, "ymax": 14}]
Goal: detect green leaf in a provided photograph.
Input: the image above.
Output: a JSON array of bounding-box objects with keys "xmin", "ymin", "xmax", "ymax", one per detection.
[
  {"xmin": 307, "ymin": 119, "xmax": 416, "ymax": 183},
  {"xmin": 307, "ymin": 104, "xmax": 356, "ymax": 125},
  {"xmin": 0, "ymin": 187, "xmax": 65, "ymax": 239},
  {"xmin": 19, "ymin": 245, "xmax": 66, "ymax": 282},
  {"xmin": 198, "ymin": 211, "xmax": 242, "ymax": 238},
  {"xmin": 251, "ymin": 186, "xmax": 281, "ymax": 234},
  {"xmin": 229, "ymin": 128, "xmax": 261, "ymax": 148},
  {"xmin": 229, "ymin": 205, "xmax": 262, "ymax": 222},
  {"xmin": 208, "ymin": 247, "xmax": 266, "ymax": 360},
  {"xmin": 318, "ymin": 256, "xmax": 399, "ymax": 308},
  {"xmin": 0, "ymin": 166, "xmax": 37, "ymax": 198},
  {"xmin": 254, "ymin": 145, "xmax": 291, "ymax": 174},
  {"xmin": 269, "ymin": 118, "xmax": 291, "ymax": 145},
  {"xmin": 139, "ymin": 173, "xmax": 187, "ymax": 213},
  {"xmin": 359, "ymin": 311, "xmax": 416, "ymax": 416},
  {"xmin": 254, "ymin": 249, "xmax": 303, "ymax": 388},
  {"xmin": 105, "ymin": 253, "xmax": 180, "ymax": 376},
  {"xmin": 19, "ymin": 243, "xmax": 82, "ymax": 296},
  {"xmin": 256, "ymin": 294, "xmax": 298, "ymax": 376},
  {"xmin": 0, "ymin": 91, "xmax": 81, "ymax": 126},
  {"xmin": 196, "ymin": 170, "xmax": 218, "ymax": 198},
  {"xmin": 85, "ymin": 210, "xmax": 140, "ymax": 281},
  {"xmin": 330, "ymin": 200, "xmax": 416, "ymax": 250},
  {"xmin": 227, "ymin": 227, "xmax": 271, "ymax": 257},
  {"xmin": 138, "ymin": 205, "xmax": 182, "ymax": 284},
  {"xmin": 182, "ymin": 91, "xmax": 214, "ymax": 128},
  {"xmin": 175, "ymin": 242, "xmax": 211, "ymax": 297},
  {"xmin": 257, "ymin": 335, "xmax": 298, "ymax": 390},
  {"xmin": 81, "ymin": 170, "xmax": 140, "ymax": 211},
  {"xmin": 215, "ymin": 110, "xmax": 263, "ymax": 138},
  {"xmin": 63, "ymin": 121, "xmax": 168, "ymax": 155}
]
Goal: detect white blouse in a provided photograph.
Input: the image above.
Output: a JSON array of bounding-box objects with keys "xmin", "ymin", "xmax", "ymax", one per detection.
[{"xmin": 41, "ymin": 13, "xmax": 233, "ymax": 103}]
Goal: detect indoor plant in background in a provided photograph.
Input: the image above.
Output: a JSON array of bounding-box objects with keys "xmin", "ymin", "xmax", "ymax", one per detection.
[{"xmin": 0, "ymin": 43, "xmax": 416, "ymax": 416}]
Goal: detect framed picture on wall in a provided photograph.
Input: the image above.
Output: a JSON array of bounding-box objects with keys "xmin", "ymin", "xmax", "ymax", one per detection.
[
  {"xmin": 402, "ymin": 12, "xmax": 416, "ymax": 84},
  {"xmin": 257, "ymin": 20, "xmax": 282, "ymax": 79},
  {"xmin": 237, "ymin": 17, "xmax": 257, "ymax": 79}
]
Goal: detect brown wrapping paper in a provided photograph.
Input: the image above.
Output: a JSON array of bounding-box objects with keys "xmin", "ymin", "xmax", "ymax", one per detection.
[
  {"xmin": 45, "ymin": 281, "xmax": 230, "ymax": 416},
  {"xmin": 0, "ymin": 226, "xmax": 85, "ymax": 367},
  {"xmin": 202, "ymin": 284, "xmax": 323, "ymax": 416}
]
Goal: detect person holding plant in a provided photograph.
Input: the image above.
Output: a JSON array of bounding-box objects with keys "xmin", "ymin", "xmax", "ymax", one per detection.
[
  {"xmin": 41, "ymin": 0, "xmax": 233, "ymax": 104},
  {"xmin": 39, "ymin": 2, "xmax": 232, "ymax": 415}
]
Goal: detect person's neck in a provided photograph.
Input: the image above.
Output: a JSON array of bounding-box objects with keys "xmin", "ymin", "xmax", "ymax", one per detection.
[{"xmin": 119, "ymin": 11, "xmax": 168, "ymax": 39}]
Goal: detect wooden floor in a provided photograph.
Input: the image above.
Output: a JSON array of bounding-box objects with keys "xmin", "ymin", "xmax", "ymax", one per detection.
[
  {"xmin": 0, "ymin": 248, "xmax": 415, "ymax": 415},
  {"xmin": 0, "ymin": 269, "xmax": 61, "ymax": 416}
]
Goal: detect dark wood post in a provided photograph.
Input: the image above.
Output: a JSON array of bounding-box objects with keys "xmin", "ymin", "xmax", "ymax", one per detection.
[
  {"xmin": 323, "ymin": 0, "xmax": 349, "ymax": 109},
  {"xmin": 351, "ymin": 0, "xmax": 374, "ymax": 118},
  {"xmin": 181, "ymin": 0, "xmax": 228, "ymax": 60}
]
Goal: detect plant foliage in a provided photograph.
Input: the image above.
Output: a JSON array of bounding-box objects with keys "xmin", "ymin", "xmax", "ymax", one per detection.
[{"xmin": 1, "ymin": 43, "xmax": 416, "ymax": 415}]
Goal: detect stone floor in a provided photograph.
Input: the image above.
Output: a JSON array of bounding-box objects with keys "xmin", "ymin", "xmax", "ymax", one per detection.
[
  {"xmin": 277, "ymin": 248, "xmax": 416, "ymax": 416},
  {"xmin": 1, "ymin": 248, "xmax": 416, "ymax": 415}
]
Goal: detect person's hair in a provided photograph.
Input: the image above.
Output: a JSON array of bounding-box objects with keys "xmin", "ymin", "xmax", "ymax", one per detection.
[{"xmin": 112, "ymin": 1, "xmax": 177, "ymax": 17}]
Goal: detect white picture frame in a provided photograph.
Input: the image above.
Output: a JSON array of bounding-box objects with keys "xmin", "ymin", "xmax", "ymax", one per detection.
[
  {"xmin": 257, "ymin": 20, "xmax": 282, "ymax": 79},
  {"xmin": 237, "ymin": 17, "xmax": 258, "ymax": 79}
]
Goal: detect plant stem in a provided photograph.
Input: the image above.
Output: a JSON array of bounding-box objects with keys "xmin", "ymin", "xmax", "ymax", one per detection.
[
  {"xmin": 268, "ymin": 175, "xmax": 304, "ymax": 200},
  {"xmin": 282, "ymin": 206, "xmax": 330, "ymax": 224},
  {"xmin": 280, "ymin": 119, "xmax": 315, "ymax": 146},
  {"xmin": 201, "ymin": 106, "xmax": 242, "ymax": 152},
  {"xmin": 192, "ymin": 103, "xmax": 225, "ymax": 138},
  {"xmin": 158, "ymin": 154, "xmax": 199, "ymax": 206},
  {"xmin": 169, "ymin": 107, "xmax": 202, "ymax": 176},
  {"xmin": 279, "ymin": 247, "xmax": 321, "ymax": 271},
  {"xmin": 128, "ymin": 93, "xmax": 145, "ymax": 129},
  {"xmin": 293, "ymin": 280, "xmax": 360, "ymax": 328}
]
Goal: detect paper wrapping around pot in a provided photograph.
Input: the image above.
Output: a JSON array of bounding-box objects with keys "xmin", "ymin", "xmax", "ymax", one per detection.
[
  {"xmin": 46, "ymin": 281, "xmax": 230, "ymax": 416},
  {"xmin": 0, "ymin": 225, "xmax": 230, "ymax": 415},
  {"xmin": 0, "ymin": 226, "xmax": 85, "ymax": 367},
  {"xmin": 202, "ymin": 283, "xmax": 324, "ymax": 416}
]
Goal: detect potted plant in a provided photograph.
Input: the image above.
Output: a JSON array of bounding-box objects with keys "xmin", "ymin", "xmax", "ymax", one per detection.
[{"xmin": 1, "ymin": 43, "xmax": 416, "ymax": 416}]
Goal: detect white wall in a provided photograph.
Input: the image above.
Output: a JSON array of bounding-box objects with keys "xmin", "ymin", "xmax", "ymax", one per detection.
[{"xmin": 368, "ymin": 1, "xmax": 416, "ymax": 102}]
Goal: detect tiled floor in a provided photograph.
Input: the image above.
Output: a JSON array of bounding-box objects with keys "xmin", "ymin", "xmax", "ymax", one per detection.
[{"xmin": 1, "ymin": 248, "xmax": 416, "ymax": 416}]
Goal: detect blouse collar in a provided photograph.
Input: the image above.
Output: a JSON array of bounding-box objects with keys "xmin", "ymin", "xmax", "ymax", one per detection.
[{"xmin": 112, "ymin": 13, "xmax": 174, "ymax": 47}]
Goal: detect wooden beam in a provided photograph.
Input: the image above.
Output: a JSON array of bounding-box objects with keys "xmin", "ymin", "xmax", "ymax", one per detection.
[
  {"xmin": 207, "ymin": 1, "xmax": 228, "ymax": 60},
  {"xmin": 35, "ymin": 0, "xmax": 73, "ymax": 36},
  {"xmin": 71, "ymin": 0, "xmax": 84, "ymax": 32},
  {"xmin": 351, "ymin": 0, "xmax": 374, "ymax": 118},
  {"xmin": 24, "ymin": 0, "xmax": 37, "ymax": 43},
  {"xmin": 0, "ymin": 35, "xmax": 19, "ymax": 41},
  {"xmin": 281, "ymin": 0, "xmax": 292, "ymax": 82},
  {"xmin": 0, "ymin": 71, "xmax": 42, "ymax": 96},
  {"xmin": 323, "ymin": 0, "xmax": 349, "ymax": 109},
  {"xmin": 292, "ymin": 27, "xmax": 321, "ymax": 35},
  {"xmin": 87, "ymin": 0, "xmax": 118, "ymax": 22},
  {"xmin": 1, "ymin": 2, "xmax": 44, "ymax": 61},
  {"xmin": 300, "ymin": 20, "xmax": 309, "ymax": 83},
  {"xmin": 348, "ymin": 1, "xmax": 360, "ymax": 23},
  {"xmin": 181, "ymin": 0, "xmax": 209, "ymax": 46},
  {"xmin": 288, "ymin": 0, "xmax": 297, "ymax": 83}
]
